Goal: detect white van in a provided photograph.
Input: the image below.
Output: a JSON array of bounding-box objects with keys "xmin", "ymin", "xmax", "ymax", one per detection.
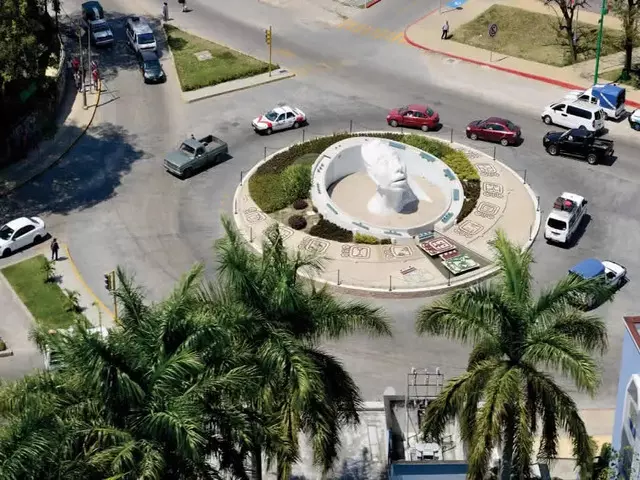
[
  {"xmin": 125, "ymin": 16, "xmax": 157, "ymax": 53},
  {"xmin": 544, "ymin": 192, "xmax": 587, "ymax": 245},
  {"xmin": 541, "ymin": 101, "xmax": 605, "ymax": 132}
]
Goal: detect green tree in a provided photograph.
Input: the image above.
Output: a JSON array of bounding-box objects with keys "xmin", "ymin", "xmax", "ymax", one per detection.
[
  {"xmin": 611, "ymin": 0, "xmax": 640, "ymax": 79},
  {"xmin": 0, "ymin": 265, "xmax": 258, "ymax": 480},
  {"xmin": 202, "ymin": 217, "xmax": 392, "ymax": 480},
  {"xmin": 416, "ymin": 231, "xmax": 610, "ymax": 480}
]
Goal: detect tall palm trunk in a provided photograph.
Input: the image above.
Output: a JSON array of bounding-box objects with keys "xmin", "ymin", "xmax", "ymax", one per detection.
[{"xmin": 500, "ymin": 419, "xmax": 515, "ymax": 480}]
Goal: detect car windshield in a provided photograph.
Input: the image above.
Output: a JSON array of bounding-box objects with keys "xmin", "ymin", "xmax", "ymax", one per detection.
[
  {"xmin": 264, "ymin": 111, "xmax": 279, "ymax": 121},
  {"xmin": 0, "ymin": 225, "xmax": 14, "ymax": 240},
  {"xmin": 426, "ymin": 107, "xmax": 434, "ymax": 116},
  {"xmin": 506, "ymin": 121, "xmax": 517, "ymax": 131},
  {"xmin": 144, "ymin": 59, "xmax": 160, "ymax": 70},
  {"xmin": 547, "ymin": 218, "xmax": 567, "ymax": 230},
  {"xmin": 93, "ymin": 23, "xmax": 111, "ymax": 33},
  {"xmin": 180, "ymin": 143, "xmax": 196, "ymax": 155},
  {"xmin": 138, "ymin": 33, "xmax": 155, "ymax": 44},
  {"xmin": 559, "ymin": 131, "xmax": 570, "ymax": 140}
]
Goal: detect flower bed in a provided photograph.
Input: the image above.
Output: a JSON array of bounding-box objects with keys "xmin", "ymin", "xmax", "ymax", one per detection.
[{"xmin": 248, "ymin": 133, "xmax": 481, "ymax": 241}]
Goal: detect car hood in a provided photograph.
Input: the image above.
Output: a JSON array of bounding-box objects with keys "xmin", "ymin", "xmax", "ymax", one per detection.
[
  {"xmin": 252, "ymin": 115, "xmax": 273, "ymax": 126},
  {"xmin": 164, "ymin": 151, "xmax": 191, "ymax": 168},
  {"xmin": 544, "ymin": 131, "xmax": 563, "ymax": 142},
  {"xmin": 93, "ymin": 29, "xmax": 113, "ymax": 39},
  {"xmin": 467, "ymin": 120, "xmax": 482, "ymax": 128},
  {"xmin": 630, "ymin": 109, "xmax": 640, "ymax": 121},
  {"xmin": 387, "ymin": 108, "xmax": 400, "ymax": 116},
  {"xmin": 145, "ymin": 67, "xmax": 164, "ymax": 77}
]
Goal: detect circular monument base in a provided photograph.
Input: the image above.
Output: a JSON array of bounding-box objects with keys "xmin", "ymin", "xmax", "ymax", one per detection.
[{"xmin": 328, "ymin": 172, "xmax": 447, "ymax": 230}]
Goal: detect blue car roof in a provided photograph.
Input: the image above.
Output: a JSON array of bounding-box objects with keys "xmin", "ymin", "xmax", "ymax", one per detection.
[{"xmin": 569, "ymin": 258, "xmax": 604, "ymax": 279}]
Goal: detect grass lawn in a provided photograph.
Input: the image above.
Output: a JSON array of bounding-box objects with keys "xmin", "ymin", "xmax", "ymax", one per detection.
[
  {"xmin": 453, "ymin": 5, "xmax": 624, "ymax": 67},
  {"xmin": 164, "ymin": 25, "xmax": 279, "ymax": 91},
  {"xmin": 2, "ymin": 255, "xmax": 75, "ymax": 330}
]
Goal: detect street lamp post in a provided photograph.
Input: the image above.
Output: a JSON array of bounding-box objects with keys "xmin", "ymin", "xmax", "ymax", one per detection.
[{"xmin": 593, "ymin": 0, "xmax": 608, "ymax": 84}]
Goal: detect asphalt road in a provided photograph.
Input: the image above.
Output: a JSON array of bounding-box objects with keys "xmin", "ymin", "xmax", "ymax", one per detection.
[{"xmin": 1, "ymin": 0, "xmax": 639, "ymax": 407}]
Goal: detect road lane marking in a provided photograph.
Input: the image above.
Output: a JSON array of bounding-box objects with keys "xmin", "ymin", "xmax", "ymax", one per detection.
[{"xmin": 336, "ymin": 19, "xmax": 406, "ymax": 44}]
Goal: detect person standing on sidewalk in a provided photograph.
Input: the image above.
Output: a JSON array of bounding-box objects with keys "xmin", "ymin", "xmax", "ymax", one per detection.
[
  {"xmin": 50, "ymin": 238, "xmax": 60, "ymax": 261},
  {"xmin": 162, "ymin": 2, "xmax": 169, "ymax": 21},
  {"xmin": 441, "ymin": 20, "xmax": 449, "ymax": 40}
]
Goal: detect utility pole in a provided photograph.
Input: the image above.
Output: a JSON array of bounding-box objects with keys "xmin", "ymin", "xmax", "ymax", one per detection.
[
  {"xmin": 265, "ymin": 26, "xmax": 272, "ymax": 77},
  {"xmin": 77, "ymin": 27, "xmax": 87, "ymax": 108},
  {"xmin": 104, "ymin": 271, "xmax": 118, "ymax": 324},
  {"xmin": 593, "ymin": 0, "xmax": 609, "ymax": 84},
  {"xmin": 87, "ymin": 23, "xmax": 93, "ymax": 92}
]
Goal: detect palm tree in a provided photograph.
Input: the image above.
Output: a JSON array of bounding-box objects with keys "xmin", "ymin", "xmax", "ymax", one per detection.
[
  {"xmin": 201, "ymin": 217, "xmax": 392, "ymax": 480},
  {"xmin": 416, "ymin": 231, "xmax": 610, "ymax": 480},
  {"xmin": 0, "ymin": 265, "xmax": 259, "ymax": 480}
]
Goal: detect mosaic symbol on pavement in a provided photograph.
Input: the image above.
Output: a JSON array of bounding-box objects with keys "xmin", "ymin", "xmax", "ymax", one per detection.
[
  {"xmin": 341, "ymin": 244, "xmax": 371, "ymax": 259},
  {"xmin": 337, "ymin": 19, "xmax": 406, "ymax": 44},
  {"xmin": 298, "ymin": 236, "xmax": 330, "ymax": 255}
]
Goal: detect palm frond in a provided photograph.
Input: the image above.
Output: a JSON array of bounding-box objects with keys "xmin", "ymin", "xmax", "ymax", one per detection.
[
  {"xmin": 491, "ymin": 229, "xmax": 533, "ymax": 305},
  {"xmin": 534, "ymin": 307, "xmax": 608, "ymax": 355}
]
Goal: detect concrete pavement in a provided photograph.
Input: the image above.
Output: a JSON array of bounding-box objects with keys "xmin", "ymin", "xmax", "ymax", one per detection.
[{"xmin": 404, "ymin": 0, "xmax": 640, "ymax": 106}]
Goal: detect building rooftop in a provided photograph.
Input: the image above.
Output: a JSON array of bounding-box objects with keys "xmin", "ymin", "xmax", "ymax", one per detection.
[{"xmin": 624, "ymin": 316, "xmax": 640, "ymax": 352}]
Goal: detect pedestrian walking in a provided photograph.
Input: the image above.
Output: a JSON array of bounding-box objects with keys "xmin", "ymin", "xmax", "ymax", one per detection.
[
  {"xmin": 162, "ymin": 2, "xmax": 169, "ymax": 21},
  {"xmin": 441, "ymin": 20, "xmax": 449, "ymax": 40},
  {"xmin": 50, "ymin": 238, "xmax": 60, "ymax": 261},
  {"xmin": 178, "ymin": 0, "xmax": 187, "ymax": 12}
]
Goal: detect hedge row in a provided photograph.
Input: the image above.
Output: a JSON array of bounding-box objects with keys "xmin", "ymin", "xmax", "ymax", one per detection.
[{"xmin": 248, "ymin": 133, "xmax": 481, "ymax": 224}]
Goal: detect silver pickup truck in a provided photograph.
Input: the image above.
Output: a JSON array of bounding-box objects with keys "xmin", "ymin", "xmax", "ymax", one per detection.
[{"xmin": 164, "ymin": 135, "xmax": 228, "ymax": 178}]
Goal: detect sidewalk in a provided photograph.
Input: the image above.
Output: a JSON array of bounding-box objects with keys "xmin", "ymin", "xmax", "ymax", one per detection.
[
  {"xmin": 0, "ymin": 80, "xmax": 101, "ymax": 198},
  {"xmin": 404, "ymin": 0, "xmax": 640, "ymax": 107}
]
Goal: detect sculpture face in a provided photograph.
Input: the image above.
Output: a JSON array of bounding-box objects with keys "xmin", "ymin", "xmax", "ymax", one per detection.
[{"xmin": 362, "ymin": 140, "xmax": 409, "ymax": 192}]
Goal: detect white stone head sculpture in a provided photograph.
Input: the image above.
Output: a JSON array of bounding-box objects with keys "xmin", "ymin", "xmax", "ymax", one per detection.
[{"xmin": 361, "ymin": 139, "xmax": 418, "ymax": 215}]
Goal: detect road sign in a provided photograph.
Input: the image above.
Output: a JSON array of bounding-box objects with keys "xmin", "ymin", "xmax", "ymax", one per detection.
[{"xmin": 489, "ymin": 23, "xmax": 498, "ymax": 37}]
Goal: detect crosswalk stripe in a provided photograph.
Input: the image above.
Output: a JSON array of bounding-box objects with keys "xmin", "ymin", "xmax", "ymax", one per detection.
[{"xmin": 336, "ymin": 19, "xmax": 405, "ymax": 44}]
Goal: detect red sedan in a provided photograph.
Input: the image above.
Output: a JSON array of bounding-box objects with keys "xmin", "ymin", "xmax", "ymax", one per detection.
[
  {"xmin": 466, "ymin": 117, "xmax": 522, "ymax": 146},
  {"xmin": 387, "ymin": 104, "xmax": 440, "ymax": 131}
]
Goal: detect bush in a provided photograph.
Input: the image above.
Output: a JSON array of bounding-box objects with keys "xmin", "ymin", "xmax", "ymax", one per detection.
[
  {"xmin": 355, "ymin": 233, "xmax": 380, "ymax": 244},
  {"xmin": 380, "ymin": 238, "xmax": 392, "ymax": 245},
  {"xmin": 458, "ymin": 179, "xmax": 481, "ymax": 222},
  {"xmin": 293, "ymin": 199, "xmax": 308, "ymax": 210},
  {"xmin": 248, "ymin": 173, "xmax": 288, "ymax": 213},
  {"xmin": 442, "ymin": 150, "xmax": 480, "ymax": 181},
  {"xmin": 309, "ymin": 219, "xmax": 353, "ymax": 243},
  {"xmin": 282, "ymin": 163, "xmax": 312, "ymax": 202},
  {"xmin": 312, "ymin": 205, "xmax": 318, "ymax": 213},
  {"xmin": 288, "ymin": 215, "xmax": 307, "ymax": 230},
  {"xmin": 0, "ymin": 338, "xmax": 6, "ymax": 351}
]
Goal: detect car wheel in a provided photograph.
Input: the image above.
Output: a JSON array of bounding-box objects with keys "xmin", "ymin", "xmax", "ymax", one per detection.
[
  {"xmin": 586, "ymin": 153, "xmax": 598, "ymax": 165},
  {"xmin": 547, "ymin": 145, "xmax": 558, "ymax": 156},
  {"xmin": 1, "ymin": 248, "xmax": 11, "ymax": 258},
  {"xmin": 500, "ymin": 138, "xmax": 509, "ymax": 146},
  {"xmin": 34, "ymin": 235, "xmax": 41, "ymax": 244},
  {"xmin": 578, "ymin": 125, "xmax": 587, "ymax": 130},
  {"xmin": 293, "ymin": 121, "xmax": 300, "ymax": 129},
  {"xmin": 183, "ymin": 168, "xmax": 193, "ymax": 178},
  {"xmin": 633, "ymin": 122, "xmax": 640, "ymax": 131},
  {"xmin": 543, "ymin": 115, "xmax": 552, "ymax": 125},
  {"xmin": 390, "ymin": 120, "xmax": 398, "ymax": 127},
  {"xmin": 266, "ymin": 127, "xmax": 273, "ymax": 135},
  {"xmin": 469, "ymin": 133, "xmax": 478, "ymax": 141},
  {"xmin": 421, "ymin": 124, "xmax": 429, "ymax": 132}
]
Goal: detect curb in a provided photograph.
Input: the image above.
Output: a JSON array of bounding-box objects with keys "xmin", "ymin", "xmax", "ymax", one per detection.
[
  {"xmin": 233, "ymin": 131, "xmax": 540, "ymax": 297},
  {"xmin": 182, "ymin": 71, "xmax": 296, "ymax": 103},
  {"xmin": 366, "ymin": 0, "xmax": 383, "ymax": 7},
  {"xmin": 63, "ymin": 244, "xmax": 115, "ymax": 321},
  {"xmin": 402, "ymin": 11, "xmax": 640, "ymax": 110},
  {"xmin": 0, "ymin": 80, "xmax": 102, "ymax": 198}
]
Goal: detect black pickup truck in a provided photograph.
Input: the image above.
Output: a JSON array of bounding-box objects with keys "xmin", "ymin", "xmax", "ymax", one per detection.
[{"xmin": 543, "ymin": 129, "xmax": 614, "ymax": 165}]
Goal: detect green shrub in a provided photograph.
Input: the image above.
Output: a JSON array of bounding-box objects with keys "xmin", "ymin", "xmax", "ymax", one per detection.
[
  {"xmin": 248, "ymin": 173, "xmax": 288, "ymax": 213},
  {"xmin": 288, "ymin": 214, "xmax": 307, "ymax": 230},
  {"xmin": 459, "ymin": 179, "xmax": 481, "ymax": 222},
  {"xmin": 355, "ymin": 233, "xmax": 380, "ymax": 244},
  {"xmin": 309, "ymin": 219, "xmax": 353, "ymax": 243},
  {"xmin": 293, "ymin": 199, "xmax": 308, "ymax": 210},
  {"xmin": 0, "ymin": 338, "xmax": 6, "ymax": 351},
  {"xmin": 380, "ymin": 238, "xmax": 392, "ymax": 245},
  {"xmin": 403, "ymin": 135, "xmax": 454, "ymax": 159},
  {"xmin": 442, "ymin": 150, "xmax": 480, "ymax": 181},
  {"xmin": 281, "ymin": 163, "xmax": 312, "ymax": 202}
]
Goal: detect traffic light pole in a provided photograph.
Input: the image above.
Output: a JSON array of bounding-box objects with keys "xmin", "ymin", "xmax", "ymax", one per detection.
[
  {"xmin": 111, "ymin": 271, "xmax": 118, "ymax": 323},
  {"xmin": 266, "ymin": 26, "xmax": 272, "ymax": 77},
  {"xmin": 593, "ymin": 0, "xmax": 607, "ymax": 84}
]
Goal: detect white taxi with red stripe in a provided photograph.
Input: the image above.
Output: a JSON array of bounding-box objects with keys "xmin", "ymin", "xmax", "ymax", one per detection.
[{"xmin": 252, "ymin": 105, "xmax": 307, "ymax": 135}]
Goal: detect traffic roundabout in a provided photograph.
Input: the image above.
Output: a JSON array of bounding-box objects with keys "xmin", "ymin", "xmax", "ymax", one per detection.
[{"xmin": 233, "ymin": 131, "xmax": 541, "ymax": 296}]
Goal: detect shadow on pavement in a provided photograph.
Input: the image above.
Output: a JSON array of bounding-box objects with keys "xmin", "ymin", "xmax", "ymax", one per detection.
[{"xmin": 0, "ymin": 122, "xmax": 145, "ymax": 221}]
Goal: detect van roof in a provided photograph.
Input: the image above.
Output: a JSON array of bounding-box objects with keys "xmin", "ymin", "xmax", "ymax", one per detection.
[
  {"xmin": 569, "ymin": 100, "xmax": 603, "ymax": 112},
  {"xmin": 128, "ymin": 16, "xmax": 153, "ymax": 34}
]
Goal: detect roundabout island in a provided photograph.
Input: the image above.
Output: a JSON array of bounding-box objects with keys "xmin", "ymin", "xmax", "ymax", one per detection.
[{"xmin": 233, "ymin": 131, "xmax": 541, "ymax": 296}]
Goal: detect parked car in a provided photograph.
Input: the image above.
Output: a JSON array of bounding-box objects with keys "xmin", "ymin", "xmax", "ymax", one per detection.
[
  {"xmin": 541, "ymin": 100, "xmax": 605, "ymax": 132},
  {"xmin": 465, "ymin": 117, "xmax": 521, "ymax": 146},
  {"xmin": 628, "ymin": 109, "xmax": 640, "ymax": 131},
  {"xmin": 164, "ymin": 134, "xmax": 228, "ymax": 178},
  {"xmin": 125, "ymin": 16, "xmax": 157, "ymax": 53},
  {"xmin": 568, "ymin": 258, "xmax": 627, "ymax": 309},
  {"xmin": 252, "ymin": 106, "xmax": 307, "ymax": 135},
  {"xmin": 544, "ymin": 192, "xmax": 587, "ymax": 245},
  {"xmin": 0, "ymin": 217, "xmax": 47, "ymax": 257},
  {"xmin": 563, "ymin": 84, "xmax": 626, "ymax": 120},
  {"xmin": 137, "ymin": 50, "xmax": 165, "ymax": 83},
  {"xmin": 81, "ymin": 1, "xmax": 114, "ymax": 47},
  {"xmin": 387, "ymin": 104, "xmax": 439, "ymax": 131},
  {"xmin": 542, "ymin": 128, "xmax": 614, "ymax": 165}
]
